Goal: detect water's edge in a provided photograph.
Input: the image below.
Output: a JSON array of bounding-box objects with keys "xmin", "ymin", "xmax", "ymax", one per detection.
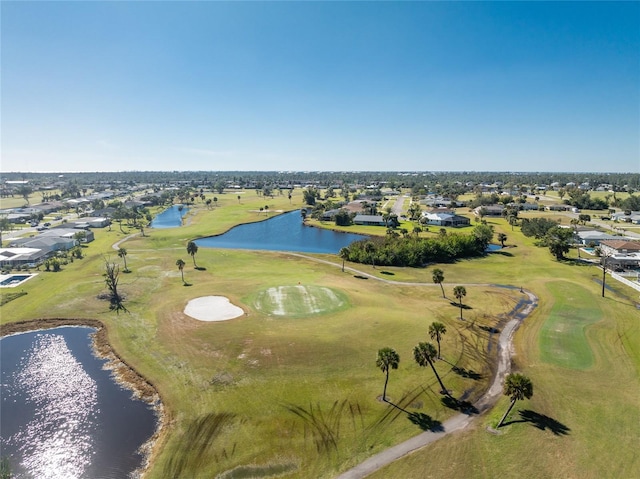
[{"xmin": 0, "ymin": 318, "xmax": 166, "ymax": 479}]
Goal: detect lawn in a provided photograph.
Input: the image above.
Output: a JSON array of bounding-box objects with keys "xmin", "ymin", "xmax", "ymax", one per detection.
[{"xmin": 1, "ymin": 193, "xmax": 639, "ymax": 479}]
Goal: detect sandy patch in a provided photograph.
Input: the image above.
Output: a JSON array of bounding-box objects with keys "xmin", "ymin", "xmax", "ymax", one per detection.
[{"xmin": 184, "ymin": 296, "xmax": 244, "ymax": 322}]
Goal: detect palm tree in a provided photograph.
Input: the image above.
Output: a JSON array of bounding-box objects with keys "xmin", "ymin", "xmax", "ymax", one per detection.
[
  {"xmin": 176, "ymin": 259, "xmax": 186, "ymax": 284},
  {"xmin": 187, "ymin": 241, "xmax": 199, "ymax": 268},
  {"xmin": 497, "ymin": 373, "xmax": 534, "ymax": 427},
  {"xmin": 413, "ymin": 342, "xmax": 450, "ymax": 397},
  {"xmin": 453, "ymin": 285, "xmax": 466, "ymax": 320},
  {"xmin": 376, "ymin": 347, "xmax": 400, "ymax": 402},
  {"xmin": 497, "ymin": 232, "xmax": 507, "ymax": 247},
  {"xmin": 118, "ymin": 247, "xmax": 129, "ymax": 272},
  {"xmin": 338, "ymin": 247, "xmax": 350, "ymax": 272},
  {"xmin": 428, "ymin": 322, "xmax": 447, "ymax": 359},
  {"xmin": 432, "ymin": 268, "xmax": 445, "ymax": 298}
]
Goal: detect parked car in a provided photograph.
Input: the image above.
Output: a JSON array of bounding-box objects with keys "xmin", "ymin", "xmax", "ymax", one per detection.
[{"xmin": 43, "ymin": 222, "xmax": 51, "ymax": 227}]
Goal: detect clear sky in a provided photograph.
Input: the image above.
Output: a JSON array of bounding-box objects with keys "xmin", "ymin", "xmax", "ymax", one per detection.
[{"xmin": 2, "ymin": 1, "xmax": 639, "ymax": 173}]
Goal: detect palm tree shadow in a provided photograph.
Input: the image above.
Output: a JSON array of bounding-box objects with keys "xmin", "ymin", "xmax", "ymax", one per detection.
[
  {"xmin": 195, "ymin": 266, "xmax": 207, "ymax": 271},
  {"xmin": 441, "ymin": 396, "xmax": 479, "ymax": 415},
  {"xmin": 503, "ymin": 409, "xmax": 570, "ymax": 435},
  {"xmin": 407, "ymin": 412, "xmax": 444, "ymax": 432},
  {"xmin": 451, "ymin": 366, "xmax": 482, "ymax": 380},
  {"xmin": 449, "ymin": 302, "xmax": 472, "ymax": 310}
]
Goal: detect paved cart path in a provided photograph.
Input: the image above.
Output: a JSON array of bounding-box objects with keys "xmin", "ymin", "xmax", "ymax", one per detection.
[{"xmin": 289, "ymin": 253, "xmax": 537, "ymax": 479}]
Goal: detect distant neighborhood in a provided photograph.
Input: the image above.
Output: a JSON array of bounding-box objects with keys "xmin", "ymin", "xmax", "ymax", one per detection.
[{"xmin": 1, "ymin": 171, "xmax": 639, "ymax": 273}]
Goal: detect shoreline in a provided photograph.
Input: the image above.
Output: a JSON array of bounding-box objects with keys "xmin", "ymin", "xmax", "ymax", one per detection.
[{"xmin": 0, "ymin": 318, "xmax": 167, "ymax": 479}]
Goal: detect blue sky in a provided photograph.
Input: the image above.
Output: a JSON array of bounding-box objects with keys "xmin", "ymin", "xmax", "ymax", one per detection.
[{"xmin": 2, "ymin": 1, "xmax": 638, "ymax": 173}]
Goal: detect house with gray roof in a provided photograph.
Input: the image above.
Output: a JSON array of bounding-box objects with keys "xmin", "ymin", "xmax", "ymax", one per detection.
[{"xmin": 353, "ymin": 214, "xmax": 386, "ymax": 226}]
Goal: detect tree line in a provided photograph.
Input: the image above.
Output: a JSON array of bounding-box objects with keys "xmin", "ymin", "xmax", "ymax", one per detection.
[{"xmin": 340, "ymin": 225, "xmax": 495, "ymax": 267}]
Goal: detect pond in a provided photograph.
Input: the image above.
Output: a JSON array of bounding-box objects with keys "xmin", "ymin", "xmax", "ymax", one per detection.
[
  {"xmin": 195, "ymin": 210, "xmax": 368, "ymax": 254},
  {"xmin": 1, "ymin": 327, "xmax": 158, "ymax": 479},
  {"xmin": 150, "ymin": 204, "xmax": 189, "ymax": 228}
]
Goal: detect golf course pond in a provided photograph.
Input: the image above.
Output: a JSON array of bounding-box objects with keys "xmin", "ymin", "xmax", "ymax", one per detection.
[
  {"xmin": 0, "ymin": 326, "xmax": 158, "ymax": 479},
  {"xmin": 196, "ymin": 209, "xmax": 368, "ymax": 253},
  {"xmin": 150, "ymin": 204, "xmax": 189, "ymax": 228}
]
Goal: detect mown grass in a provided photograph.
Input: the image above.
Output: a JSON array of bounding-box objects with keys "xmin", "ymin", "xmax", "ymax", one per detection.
[
  {"xmin": 1, "ymin": 193, "xmax": 638, "ymax": 479},
  {"xmin": 538, "ymin": 281, "xmax": 602, "ymax": 370}
]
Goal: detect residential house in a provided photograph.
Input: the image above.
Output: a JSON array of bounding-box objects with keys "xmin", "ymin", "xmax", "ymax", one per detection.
[
  {"xmin": 0, "ymin": 248, "xmax": 48, "ymax": 268},
  {"xmin": 576, "ymin": 230, "xmax": 619, "ymax": 246},
  {"xmin": 473, "ymin": 205, "xmax": 504, "ymax": 217},
  {"xmin": 599, "ymin": 239, "xmax": 640, "ymax": 270},
  {"xmin": 353, "ymin": 214, "xmax": 386, "ymax": 226},
  {"xmin": 421, "ymin": 210, "xmax": 471, "ymax": 227}
]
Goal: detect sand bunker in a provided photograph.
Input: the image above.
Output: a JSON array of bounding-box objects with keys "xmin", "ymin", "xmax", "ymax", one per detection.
[{"xmin": 184, "ymin": 296, "xmax": 244, "ymax": 322}]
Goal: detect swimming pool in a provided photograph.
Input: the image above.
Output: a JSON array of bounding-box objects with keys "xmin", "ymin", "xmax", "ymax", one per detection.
[{"xmin": 0, "ymin": 274, "xmax": 36, "ymax": 287}]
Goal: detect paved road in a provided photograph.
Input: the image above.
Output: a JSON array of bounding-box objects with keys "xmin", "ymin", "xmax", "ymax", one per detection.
[{"xmin": 289, "ymin": 253, "xmax": 538, "ymax": 479}]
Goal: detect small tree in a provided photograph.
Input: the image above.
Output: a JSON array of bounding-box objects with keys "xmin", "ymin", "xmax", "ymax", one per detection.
[
  {"xmin": 453, "ymin": 285, "xmax": 466, "ymax": 320},
  {"xmin": 118, "ymin": 247, "xmax": 129, "ymax": 272},
  {"xmin": 376, "ymin": 347, "xmax": 400, "ymax": 402},
  {"xmin": 497, "ymin": 232, "xmax": 507, "ymax": 247},
  {"xmin": 176, "ymin": 258, "xmax": 186, "ymax": 284},
  {"xmin": 187, "ymin": 241, "xmax": 199, "ymax": 268},
  {"xmin": 104, "ymin": 258, "xmax": 127, "ymax": 313},
  {"xmin": 497, "ymin": 373, "xmax": 533, "ymax": 427},
  {"xmin": 338, "ymin": 247, "xmax": 350, "ymax": 272},
  {"xmin": 432, "ymin": 268, "xmax": 445, "ymax": 298},
  {"xmin": 428, "ymin": 322, "xmax": 447, "ymax": 359}
]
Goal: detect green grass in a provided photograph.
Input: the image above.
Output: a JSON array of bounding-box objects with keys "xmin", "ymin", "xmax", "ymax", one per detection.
[
  {"xmin": 538, "ymin": 281, "xmax": 602, "ymax": 369},
  {"xmin": 1, "ymin": 195, "xmax": 638, "ymax": 479}
]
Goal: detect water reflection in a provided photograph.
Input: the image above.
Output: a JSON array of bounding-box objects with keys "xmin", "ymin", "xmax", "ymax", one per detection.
[
  {"xmin": 4, "ymin": 334, "xmax": 98, "ymax": 479},
  {"xmin": 1, "ymin": 327, "xmax": 158, "ymax": 479}
]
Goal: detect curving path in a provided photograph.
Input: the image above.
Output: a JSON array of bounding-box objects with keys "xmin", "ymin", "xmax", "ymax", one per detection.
[{"xmin": 289, "ymin": 253, "xmax": 538, "ymax": 479}]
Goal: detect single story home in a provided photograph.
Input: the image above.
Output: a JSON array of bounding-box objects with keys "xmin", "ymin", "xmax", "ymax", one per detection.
[
  {"xmin": 0, "ymin": 248, "xmax": 48, "ymax": 268},
  {"xmin": 599, "ymin": 239, "xmax": 640, "ymax": 256},
  {"xmin": 353, "ymin": 214, "xmax": 386, "ymax": 226},
  {"xmin": 473, "ymin": 205, "xmax": 504, "ymax": 217},
  {"xmin": 421, "ymin": 210, "xmax": 471, "ymax": 227},
  {"xmin": 9, "ymin": 236, "xmax": 76, "ymax": 252},
  {"xmin": 599, "ymin": 240, "xmax": 640, "ymax": 271},
  {"xmin": 611, "ymin": 211, "xmax": 640, "ymax": 224},
  {"xmin": 576, "ymin": 230, "xmax": 620, "ymax": 246}
]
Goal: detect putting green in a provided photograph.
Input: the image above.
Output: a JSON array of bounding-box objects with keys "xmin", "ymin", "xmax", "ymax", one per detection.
[
  {"xmin": 253, "ymin": 285, "xmax": 347, "ymax": 317},
  {"xmin": 539, "ymin": 280, "xmax": 602, "ymax": 369}
]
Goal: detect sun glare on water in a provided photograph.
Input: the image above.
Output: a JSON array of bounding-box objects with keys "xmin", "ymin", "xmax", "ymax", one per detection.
[{"xmin": 6, "ymin": 334, "xmax": 98, "ymax": 479}]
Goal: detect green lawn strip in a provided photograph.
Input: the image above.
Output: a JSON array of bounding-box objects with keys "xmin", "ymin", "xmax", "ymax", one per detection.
[{"xmin": 538, "ymin": 280, "xmax": 602, "ymax": 369}]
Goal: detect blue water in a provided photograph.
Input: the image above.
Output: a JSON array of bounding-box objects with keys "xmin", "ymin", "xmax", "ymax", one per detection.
[
  {"xmin": 150, "ymin": 204, "xmax": 188, "ymax": 228},
  {"xmin": 486, "ymin": 244, "xmax": 503, "ymax": 252},
  {"xmin": 195, "ymin": 210, "xmax": 368, "ymax": 254},
  {"xmin": 0, "ymin": 275, "xmax": 31, "ymax": 286},
  {"xmin": 1, "ymin": 327, "xmax": 157, "ymax": 479}
]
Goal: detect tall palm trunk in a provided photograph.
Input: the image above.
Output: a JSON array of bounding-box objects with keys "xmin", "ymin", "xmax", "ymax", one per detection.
[
  {"xmin": 428, "ymin": 357, "xmax": 450, "ymax": 397},
  {"xmin": 439, "ymin": 283, "xmax": 445, "ymax": 298},
  {"xmin": 497, "ymin": 399, "xmax": 517, "ymax": 427},
  {"xmin": 382, "ymin": 370, "xmax": 390, "ymax": 402}
]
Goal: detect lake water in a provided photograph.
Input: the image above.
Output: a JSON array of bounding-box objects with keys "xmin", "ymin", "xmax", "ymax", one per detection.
[
  {"xmin": 150, "ymin": 204, "xmax": 188, "ymax": 228},
  {"xmin": 195, "ymin": 210, "xmax": 368, "ymax": 254},
  {"xmin": 0, "ymin": 327, "xmax": 157, "ymax": 479}
]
